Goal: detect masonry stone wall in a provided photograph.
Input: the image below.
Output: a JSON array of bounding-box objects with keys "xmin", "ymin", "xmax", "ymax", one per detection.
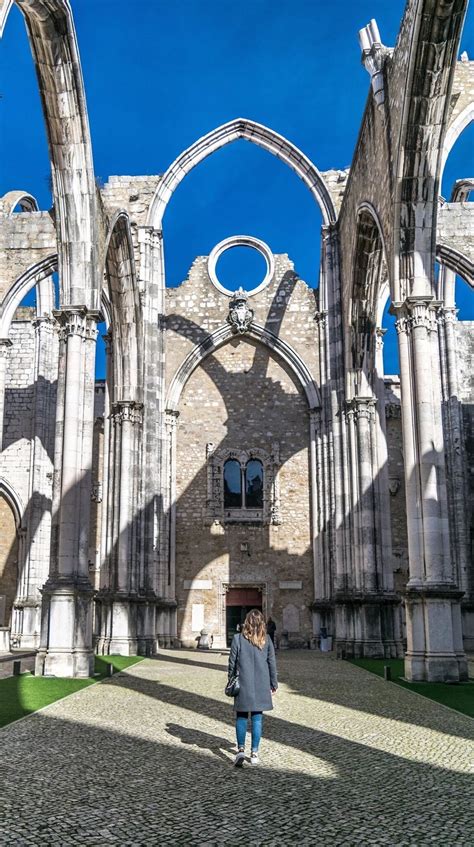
[
  {"xmin": 166, "ymin": 255, "xmax": 318, "ymax": 647},
  {"xmin": 0, "ymin": 495, "xmax": 18, "ymax": 627},
  {"xmin": 455, "ymin": 320, "xmax": 474, "ymax": 566},
  {"xmin": 0, "ymin": 212, "xmax": 57, "ymax": 301},
  {"xmin": 174, "ymin": 338, "xmax": 313, "ymax": 648},
  {"xmin": 384, "ymin": 377, "xmax": 409, "ymax": 592},
  {"xmin": 0, "ymin": 316, "xmax": 36, "ymax": 507},
  {"xmin": 437, "ymin": 203, "xmax": 474, "ymax": 264},
  {"xmin": 165, "ymin": 254, "xmax": 319, "ymax": 392}
]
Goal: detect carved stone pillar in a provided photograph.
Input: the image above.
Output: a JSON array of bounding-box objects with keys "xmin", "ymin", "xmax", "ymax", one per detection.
[
  {"xmin": 353, "ymin": 397, "xmax": 378, "ymax": 592},
  {"xmin": 12, "ymin": 316, "xmax": 58, "ymax": 649},
  {"xmin": 99, "ymin": 331, "xmax": 113, "ymax": 590},
  {"xmin": 159, "ymin": 409, "xmax": 179, "ymax": 648},
  {"xmin": 373, "ymin": 328, "xmax": 394, "ymax": 593},
  {"xmin": 99, "ymin": 399, "xmax": 143, "ymax": 656},
  {"xmin": 437, "ymin": 306, "xmax": 472, "ymax": 649},
  {"xmin": 0, "ymin": 339, "xmax": 12, "ymax": 452},
  {"xmin": 395, "ymin": 297, "xmax": 467, "ymax": 681},
  {"xmin": 36, "ymin": 308, "xmax": 101, "ymax": 678}
]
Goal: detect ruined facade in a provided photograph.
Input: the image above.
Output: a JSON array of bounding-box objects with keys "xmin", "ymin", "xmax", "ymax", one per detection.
[{"xmin": 0, "ymin": 0, "xmax": 473, "ymax": 681}]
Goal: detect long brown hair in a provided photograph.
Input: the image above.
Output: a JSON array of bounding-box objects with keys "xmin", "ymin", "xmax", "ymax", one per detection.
[{"xmin": 241, "ymin": 609, "xmax": 267, "ymax": 649}]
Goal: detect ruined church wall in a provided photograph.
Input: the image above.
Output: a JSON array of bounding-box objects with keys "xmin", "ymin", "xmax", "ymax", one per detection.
[
  {"xmin": 0, "ymin": 316, "xmax": 36, "ymax": 506},
  {"xmin": 455, "ymin": 321, "xmax": 474, "ymax": 566},
  {"xmin": 165, "ymin": 254, "xmax": 318, "ymax": 647},
  {"xmin": 174, "ymin": 338, "xmax": 313, "ymax": 647},
  {"xmin": 164, "ymin": 254, "xmax": 319, "ymax": 396},
  {"xmin": 383, "ymin": 378, "xmax": 409, "ymax": 592}
]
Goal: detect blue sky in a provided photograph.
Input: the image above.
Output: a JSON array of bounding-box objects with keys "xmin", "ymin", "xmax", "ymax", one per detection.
[{"xmin": 1, "ymin": 0, "xmax": 473, "ymax": 376}]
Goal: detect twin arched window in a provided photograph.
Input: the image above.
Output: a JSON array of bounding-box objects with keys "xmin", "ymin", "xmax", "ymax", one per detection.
[{"xmin": 223, "ymin": 458, "xmax": 264, "ymax": 510}]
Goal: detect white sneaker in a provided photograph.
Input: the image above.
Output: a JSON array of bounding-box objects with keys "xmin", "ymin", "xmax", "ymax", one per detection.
[
  {"xmin": 234, "ymin": 751, "xmax": 245, "ymax": 767},
  {"xmin": 250, "ymin": 752, "xmax": 259, "ymax": 766}
]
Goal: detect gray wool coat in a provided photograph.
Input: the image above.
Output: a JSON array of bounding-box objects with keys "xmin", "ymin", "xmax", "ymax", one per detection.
[{"xmin": 228, "ymin": 633, "xmax": 278, "ymax": 712}]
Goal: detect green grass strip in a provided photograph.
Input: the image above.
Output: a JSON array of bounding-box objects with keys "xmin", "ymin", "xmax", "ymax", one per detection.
[
  {"xmin": 0, "ymin": 655, "xmax": 144, "ymax": 728},
  {"xmin": 350, "ymin": 658, "xmax": 474, "ymax": 718}
]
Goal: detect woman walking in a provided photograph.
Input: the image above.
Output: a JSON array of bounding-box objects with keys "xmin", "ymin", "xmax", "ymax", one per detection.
[{"xmin": 228, "ymin": 609, "xmax": 278, "ymax": 767}]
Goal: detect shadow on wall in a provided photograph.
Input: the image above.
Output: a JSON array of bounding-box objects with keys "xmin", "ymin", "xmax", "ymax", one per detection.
[{"xmin": 165, "ymin": 269, "xmax": 319, "ymax": 644}]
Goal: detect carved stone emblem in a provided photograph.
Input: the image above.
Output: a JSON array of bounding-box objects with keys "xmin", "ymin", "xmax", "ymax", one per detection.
[
  {"xmin": 227, "ymin": 288, "xmax": 254, "ymax": 334},
  {"xmin": 388, "ymin": 477, "xmax": 400, "ymax": 496}
]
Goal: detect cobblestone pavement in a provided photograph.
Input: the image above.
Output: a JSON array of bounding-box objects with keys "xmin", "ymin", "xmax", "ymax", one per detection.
[{"xmin": 1, "ymin": 651, "xmax": 473, "ymax": 846}]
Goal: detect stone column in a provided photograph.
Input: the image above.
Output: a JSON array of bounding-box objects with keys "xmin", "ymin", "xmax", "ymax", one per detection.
[
  {"xmin": 36, "ymin": 308, "xmax": 100, "ymax": 678},
  {"xmin": 438, "ymin": 307, "xmax": 470, "ymax": 594},
  {"xmin": 395, "ymin": 297, "xmax": 467, "ymax": 681},
  {"xmin": 373, "ymin": 328, "xmax": 395, "ymax": 592},
  {"xmin": 161, "ymin": 409, "xmax": 179, "ymax": 648},
  {"xmin": 352, "ymin": 397, "xmax": 378, "ymax": 592},
  {"xmin": 12, "ymin": 316, "xmax": 58, "ymax": 649},
  {"xmin": 105, "ymin": 400, "xmax": 143, "ymax": 655},
  {"xmin": 0, "ymin": 339, "xmax": 12, "ymax": 452}
]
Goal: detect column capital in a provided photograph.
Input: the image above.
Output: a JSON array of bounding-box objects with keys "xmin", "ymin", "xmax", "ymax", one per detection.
[
  {"xmin": 137, "ymin": 225, "xmax": 162, "ymax": 245},
  {"xmin": 111, "ymin": 400, "xmax": 143, "ymax": 426},
  {"xmin": 437, "ymin": 305, "xmax": 458, "ymax": 326},
  {"xmin": 32, "ymin": 314, "xmax": 58, "ymax": 335},
  {"xmin": 53, "ymin": 307, "xmax": 103, "ymax": 341},
  {"xmin": 346, "ymin": 396, "xmax": 377, "ymax": 421},
  {"xmin": 102, "ymin": 330, "xmax": 113, "ymax": 352},
  {"xmin": 392, "ymin": 297, "xmax": 442, "ymax": 334},
  {"xmin": 375, "ymin": 327, "xmax": 387, "ymax": 351},
  {"xmin": 309, "ymin": 407, "xmax": 322, "ymax": 426},
  {"xmin": 165, "ymin": 409, "xmax": 180, "ymax": 430}
]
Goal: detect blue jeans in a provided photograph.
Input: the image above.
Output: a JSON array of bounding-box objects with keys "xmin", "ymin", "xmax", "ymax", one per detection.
[{"xmin": 236, "ymin": 711, "xmax": 263, "ymax": 752}]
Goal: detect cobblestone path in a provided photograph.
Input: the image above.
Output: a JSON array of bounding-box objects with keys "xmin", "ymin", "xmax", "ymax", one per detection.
[{"xmin": 1, "ymin": 651, "xmax": 473, "ymax": 846}]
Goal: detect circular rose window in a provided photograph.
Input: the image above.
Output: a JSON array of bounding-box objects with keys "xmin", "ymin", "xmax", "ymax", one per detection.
[{"xmin": 207, "ymin": 235, "xmax": 275, "ymax": 297}]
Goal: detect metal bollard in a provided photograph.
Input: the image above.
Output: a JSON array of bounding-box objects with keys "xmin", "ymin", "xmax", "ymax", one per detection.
[
  {"xmin": 106, "ymin": 662, "xmax": 114, "ymax": 677},
  {"xmin": 13, "ymin": 660, "xmax": 21, "ymax": 676},
  {"xmin": 384, "ymin": 665, "xmax": 392, "ymax": 681}
]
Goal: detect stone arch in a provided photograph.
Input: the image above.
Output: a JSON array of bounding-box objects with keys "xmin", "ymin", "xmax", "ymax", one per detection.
[
  {"xmin": 146, "ymin": 118, "xmax": 337, "ymax": 230},
  {"xmin": 349, "ymin": 205, "xmax": 386, "ymax": 379},
  {"xmin": 436, "ymin": 243, "xmax": 474, "ymax": 288},
  {"xmin": 0, "ymin": 478, "xmax": 24, "ymax": 629},
  {"xmin": 0, "ymin": 190, "xmax": 39, "ymax": 214},
  {"xmin": 441, "ymin": 100, "xmax": 474, "ymax": 180},
  {"xmin": 103, "ymin": 211, "xmax": 142, "ymax": 402},
  {"xmin": 0, "ymin": 254, "xmax": 57, "ymax": 339},
  {"xmin": 0, "ymin": 255, "xmax": 117, "ymax": 341},
  {"xmin": 1, "ymin": 0, "xmax": 99, "ymax": 308},
  {"xmin": 166, "ymin": 321, "xmax": 320, "ymax": 413},
  {"xmin": 0, "ymin": 477, "xmax": 24, "ymax": 529},
  {"xmin": 392, "ymin": 0, "xmax": 468, "ymax": 301}
]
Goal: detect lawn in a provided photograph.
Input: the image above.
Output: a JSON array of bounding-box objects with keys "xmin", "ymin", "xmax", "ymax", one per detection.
[
  {"xmin": 0, "ymin": 655, "xmax": 144, "ymax": 728},
  {"xmin": 351, "ymin": 658, "xmax": 474, "ymax": 718}
]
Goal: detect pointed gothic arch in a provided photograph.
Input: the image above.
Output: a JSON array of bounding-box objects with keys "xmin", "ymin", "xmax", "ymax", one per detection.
[
  {"xmin": 0, "ymin": 477, "xmax": 25, "ymax": 530},
  {"xmin": 103, "ymin": 211, "xmax": 142, "ymax": 403},
  {"xmin": 441, "ymin": 101, "xmax": 474, "ymax": 180},
  {"xmin": 436, "ymin": 243, "xmax": 474, "ymax": 288},
  {"xmin": 0, "ymin": 255, "xmax": 57, "ymax": 339},
  {"xmin": 166, "ymin": 321, "xmax": 320, "ymax": 413},
  {"xmin": 1, "ymin": 0, "xmax": 99, "ymax": 308},
  {"xmin": 349, "ymin": 204, "xmax": 386, "ymax": 379},
  {"xmin": 146, "ymin": 118, "xmax": 337, "ymax": 230}
]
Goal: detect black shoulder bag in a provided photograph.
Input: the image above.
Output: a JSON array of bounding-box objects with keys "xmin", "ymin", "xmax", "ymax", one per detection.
[{"xmin": 225, "ymin": 634, "xmax": 241, "ymax": 697}]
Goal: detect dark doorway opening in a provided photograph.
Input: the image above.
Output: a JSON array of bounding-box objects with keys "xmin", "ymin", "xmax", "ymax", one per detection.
[{"xmin": 225, "ymin": 586, "xmax": 263, "ymax": 646}]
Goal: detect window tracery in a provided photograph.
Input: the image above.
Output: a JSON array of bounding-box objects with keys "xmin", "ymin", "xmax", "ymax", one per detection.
[{"xmin": 205, "ymin": 445, "xmax": 281, "ymax": 526}]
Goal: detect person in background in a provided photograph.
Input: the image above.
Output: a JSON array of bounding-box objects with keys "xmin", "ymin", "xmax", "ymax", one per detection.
[
  {"xmin": 228, "ymin": 609, "xmax": 278, "ymax": 767},
  {"xmin": 266, "ymin": 616, "xmax": 276, "ymax": 646}
]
